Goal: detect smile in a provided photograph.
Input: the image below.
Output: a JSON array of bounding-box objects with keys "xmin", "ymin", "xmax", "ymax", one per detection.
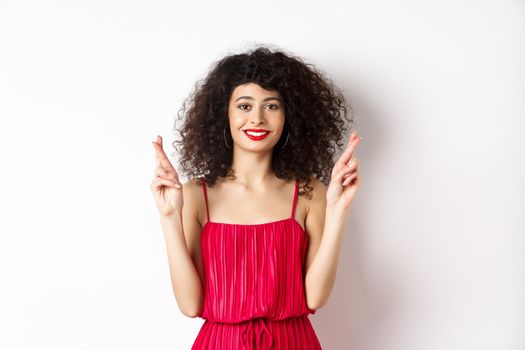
[{"xmin": 243, "ymin": 130, "xmax": 271, "ymax": 140}]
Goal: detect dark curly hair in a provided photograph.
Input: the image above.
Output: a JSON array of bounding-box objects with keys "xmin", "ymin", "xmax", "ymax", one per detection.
[{"xmin": 172, "ymin": 44, "xmax": 354, "ymax": 200}]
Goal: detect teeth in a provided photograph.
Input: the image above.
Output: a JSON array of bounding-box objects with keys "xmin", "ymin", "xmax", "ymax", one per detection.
[{"xmin": 246, "ymin": 131, "xmax": 269, "ymax": 136}]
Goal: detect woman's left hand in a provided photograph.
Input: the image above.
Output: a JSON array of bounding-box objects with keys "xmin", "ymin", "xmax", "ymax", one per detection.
[{"xmin": 326, "ymin": 131, "xmax": 362, "ymax": 210}]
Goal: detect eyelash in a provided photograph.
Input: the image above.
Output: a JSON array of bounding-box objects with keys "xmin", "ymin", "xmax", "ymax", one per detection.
[{"xmin": 238, "ymin": 104, "xmax": 280, "ymax": 110}]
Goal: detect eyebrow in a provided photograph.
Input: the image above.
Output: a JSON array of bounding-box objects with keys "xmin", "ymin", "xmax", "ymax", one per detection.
[{"xmin": 234, "ymin": 96, "xmax": 282, "ymax": 102}]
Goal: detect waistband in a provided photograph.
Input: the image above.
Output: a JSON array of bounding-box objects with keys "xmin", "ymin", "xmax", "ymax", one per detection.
[
  {"xmin": 203, "ymin": 315, "xmax": 309, "ymax": 349},
  {"xmin": 242, "ymin": 317, "xmax": 273, "ymax": 350},
  {"xmin": 237, "ymin": 315, "xmax": 309, "ymax": 350}
]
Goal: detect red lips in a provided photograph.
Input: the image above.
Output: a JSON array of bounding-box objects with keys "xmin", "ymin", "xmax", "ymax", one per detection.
[{"xmin": 243, "ymin": 130, "xmax": 270, "ymax": 141}]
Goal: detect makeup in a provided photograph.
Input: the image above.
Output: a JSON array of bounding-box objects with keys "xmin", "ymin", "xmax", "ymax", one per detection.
[{"xmin": 243, "ymin": 130, "xmax": 270, "ymax": 141}]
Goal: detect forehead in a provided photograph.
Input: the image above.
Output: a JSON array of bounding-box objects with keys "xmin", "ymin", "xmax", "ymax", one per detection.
[{"xmin": 231, "ymin": 83, "xmax": 280, "ymax": 99}]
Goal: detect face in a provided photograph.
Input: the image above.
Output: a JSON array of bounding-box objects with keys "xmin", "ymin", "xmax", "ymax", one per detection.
[{"xmin": 227, "ymin": 83, "xmax": 285, "ymax": 151}]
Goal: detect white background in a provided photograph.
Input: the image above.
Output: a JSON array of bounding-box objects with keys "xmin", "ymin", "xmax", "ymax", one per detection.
[{"xmin": 1, "ymin": 0, "xmax": 523, "ymax": 349}]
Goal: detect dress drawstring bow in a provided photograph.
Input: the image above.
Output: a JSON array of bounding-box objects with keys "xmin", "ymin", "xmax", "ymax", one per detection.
[{"xmin": 242, "ymin": 318, "xmax": 274, "ymax": 349}]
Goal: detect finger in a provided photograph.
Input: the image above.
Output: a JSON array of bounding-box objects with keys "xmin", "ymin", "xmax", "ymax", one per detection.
[
  {"xmin": 335, "ymin": 133, "xmax": 356, "ymax": 172},
  {"xmin": 152, "ymin": 136, "xmax": 163, "ymax": 167},
  {"xmin": 342, "ymin": 167, "xmax": 358, "ymax": 179},
  {"xmin": 344, "ymin": 155, "xmax": 357, "ymax": 168},
  {"xmin": 353, "ymin": 175, "xmax": 361, "ymax": 186},
  {"xmin": 154, "ymin": 175, "xmax": 182, "ymax": 188},
  {"xmin": 339, "ymin": 170, "xmax": 356, "ymax": 188},
  {"xmin": 154, "ymin": 168, "xmax": 169, "ymax": 179},
  {"xmin": 334, "ymin": 148, "xmax": 354, "ymax": 173},
  {"xmin": 154, "ymin": 154, "xmax": 165, "ymax": 172},
  {"xmin": 342, "ymin": 171, "xmax": 359, "ymax": 186},
  {"xmin": 334, "ymin": 159, "xmax": 358, "ymax": 182},
  {"xmin": 150, "ymin": 177, "xmax": 181, "ymax": 190},
  {"xmin": 155, "ymin": 166, "xmax": 166, "ymax": 176},
  {"xmin": 154, "ymin": 168, "xmax": 182, "ymax": 187},
  {"xmin": 335, "ymin": 133, "xmax": 361, "ymax": 170},
  {"xmin": 156, "ymin": 172, "xmax": 178, "ymax": 183},
  {"xmin": 346, "ymin": 131, "xmax": 360, "ymax": 146},
  {"xmin": 342, "ymin": 158, "xmax": 359, "ymax": 174},
  {"xmin": 350, "ymin": 131, "xmax": 362, "ymax": 143},
  {"xmin": 155, "ymin": 164, "xmax": 176, "ymax": 179},
  {"xmin": 153, "ymin": 161, "xmax": 178, "ymax": 181},
  {"xmin": 152, "ymin": 135, "xmax": 178, "ymax": 174}
]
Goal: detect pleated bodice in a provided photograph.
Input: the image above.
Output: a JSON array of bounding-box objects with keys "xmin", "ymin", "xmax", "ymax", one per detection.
[{"xmin": 197, "ymin": 178, "xmax": 317, "ymax": 323}]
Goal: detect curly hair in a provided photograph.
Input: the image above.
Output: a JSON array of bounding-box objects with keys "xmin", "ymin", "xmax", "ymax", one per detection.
[{"xmin": 172, "ymin": 44, "xmax": 354, "ymax": 200}]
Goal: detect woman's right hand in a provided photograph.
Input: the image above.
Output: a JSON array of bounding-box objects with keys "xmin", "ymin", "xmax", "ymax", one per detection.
[{"xmin": 150, "ymin": 135, "xmax": 183, "ymax": 217}]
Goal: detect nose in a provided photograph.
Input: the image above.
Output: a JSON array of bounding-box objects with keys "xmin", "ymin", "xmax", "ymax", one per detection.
[{"xmin": 249, "ymin": 107, "xmax": 266, "ymax": 125}]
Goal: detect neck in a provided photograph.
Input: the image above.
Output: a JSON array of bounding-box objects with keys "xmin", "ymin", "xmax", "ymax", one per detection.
[{"xmin": 229, "ymin": 146, "xmax": 274, "ymax": 185}]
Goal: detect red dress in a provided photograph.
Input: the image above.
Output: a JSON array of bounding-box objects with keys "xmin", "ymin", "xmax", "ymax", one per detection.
[{"xmin": 191, "ymin": 178, "xmax": 322, "ymax": 349}]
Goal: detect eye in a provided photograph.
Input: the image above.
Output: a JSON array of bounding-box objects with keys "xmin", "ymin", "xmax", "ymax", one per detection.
[{"xmin": 237, "ymin": 103, "xmax": 280, "ymax": 110}]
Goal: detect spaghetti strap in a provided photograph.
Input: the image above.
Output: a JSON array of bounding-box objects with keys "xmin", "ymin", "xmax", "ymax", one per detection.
[
  {"xmin": 291, "ymin": 178, "xmax": 299, "ymax": 220},
  {"xmin": 201, "ymin": 178, "xmax": 210, "ymax": 223}
]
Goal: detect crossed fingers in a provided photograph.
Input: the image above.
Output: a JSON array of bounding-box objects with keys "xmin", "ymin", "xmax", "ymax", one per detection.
[
  {"xmin": 151, "ymin": 135, "xmax": 181, "ymax": 187},
  {"xmin": 335, "ymin": 131, "xmax": 361, "ymax": 172}
]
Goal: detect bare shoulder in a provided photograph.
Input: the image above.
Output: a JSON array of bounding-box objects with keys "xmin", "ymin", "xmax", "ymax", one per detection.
[
  {"xmin": 304, "ymin": 176, "xmax": 327, "ymax": 213},
  {"xmin": 182, "ymin": 178, "xmax": 205, "ymax": 227},
  {"xmin": 182, "ymin": 177, "xmax": 204, "ymax": 197},
  {"xmin": 182, "ymin": 177, "xmax": 204, "ymax": 193}
]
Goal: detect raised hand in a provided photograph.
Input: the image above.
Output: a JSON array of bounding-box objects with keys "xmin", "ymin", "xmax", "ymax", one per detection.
[
  {"xmin": 326, "ymin": 131, "xmax": 362, "ymax": 210},
  {"xmin": 150, "ymin": 135, "xmax": 183, "ymax": 216}
]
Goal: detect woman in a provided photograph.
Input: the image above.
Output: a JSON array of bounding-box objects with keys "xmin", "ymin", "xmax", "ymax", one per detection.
[{"xmin": 151, "ymin": 45, "xmax": 361, "ymax": 349}]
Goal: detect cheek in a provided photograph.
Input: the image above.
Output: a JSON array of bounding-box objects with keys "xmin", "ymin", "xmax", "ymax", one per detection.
[
  {"xmin": 230, "ymin": 116, "xmax": 244, "ymax": 129},
  {"xmin": 275, "ymin": 119, "xmax": 285, "ymax": 132},
  {"xmin": 227, "ymin": 105, "xmax": 239, "ymax": 124}
]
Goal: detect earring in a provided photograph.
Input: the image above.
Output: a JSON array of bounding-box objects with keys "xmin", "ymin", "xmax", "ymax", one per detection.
[
  {"xmin": 280, "ymin": 132, "xmax": 289, "ymax": 150},
  {"xmin": 223, "ymin": 127, "xmax": 231, "ymax": 149}
]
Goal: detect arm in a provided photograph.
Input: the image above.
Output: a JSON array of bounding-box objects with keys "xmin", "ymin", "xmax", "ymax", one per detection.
[
  {"xmin": 304, "ymin": 131, "xmax": 361, "ymax": 309},
  {"xmin": 303, "ymin": 178, "xmax": 350, "ymax": 310},
  {"xmin": 159, "ymin": 180, "xmax": 205, "ymax": 318}
]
